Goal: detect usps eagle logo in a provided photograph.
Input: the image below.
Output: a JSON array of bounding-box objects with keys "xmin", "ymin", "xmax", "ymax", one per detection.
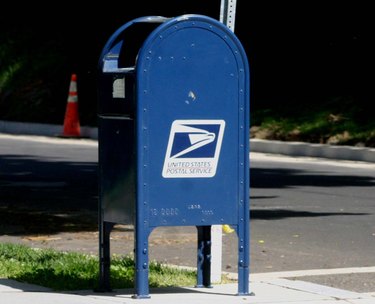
[{"xmin": 162, "ymin": 120, "xmax": 225, "ymax": 178}]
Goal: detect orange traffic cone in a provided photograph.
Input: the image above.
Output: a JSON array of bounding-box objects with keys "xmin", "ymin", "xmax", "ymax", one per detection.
[{"xmin": 62, "ymin": 73, "xmax": 81, "ymax": 137}]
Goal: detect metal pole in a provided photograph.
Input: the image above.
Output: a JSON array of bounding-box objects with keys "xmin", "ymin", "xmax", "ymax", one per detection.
[
  {"xmin": 209, "ymin": 0, "xmax": 239, "ymax": 285},
  {"xmin": 220, "ymin": 0, "xmax": 238, "ymax": 32}
]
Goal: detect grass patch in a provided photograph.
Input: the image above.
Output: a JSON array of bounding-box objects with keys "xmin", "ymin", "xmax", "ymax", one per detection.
[{"xmin": 0, "ymin": 242, "xmax": 201, "ymax": 291}]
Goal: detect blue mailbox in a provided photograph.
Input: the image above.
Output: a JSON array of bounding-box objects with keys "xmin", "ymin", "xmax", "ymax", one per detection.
[{"xmin": 97, "ymin": 14, "xmax": 250, "ymax": 298}]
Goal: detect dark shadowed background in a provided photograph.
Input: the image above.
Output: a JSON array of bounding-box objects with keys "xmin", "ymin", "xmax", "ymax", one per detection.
[{"xmin": 0, "ymin": 1, "xmax": 373, "ymax": 126}]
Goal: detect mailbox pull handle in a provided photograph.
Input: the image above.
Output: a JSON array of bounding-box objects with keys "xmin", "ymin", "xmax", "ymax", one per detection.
[{"xmin": 99, "ymin": 16, "xmax": 171, "ymax": 71}]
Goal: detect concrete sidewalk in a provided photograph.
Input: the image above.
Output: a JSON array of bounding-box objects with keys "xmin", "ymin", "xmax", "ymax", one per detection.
[{"xmin": 1, "ymin": 274, "xmax": 374, "ymax": 304}]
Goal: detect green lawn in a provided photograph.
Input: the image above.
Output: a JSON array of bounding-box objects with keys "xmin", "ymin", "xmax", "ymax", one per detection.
[{"xmin": 0, "ymin": 242, "xmax": 199, "ymax": 291}]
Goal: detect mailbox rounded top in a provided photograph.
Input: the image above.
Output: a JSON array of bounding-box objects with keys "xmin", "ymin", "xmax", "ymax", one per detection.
[
  {"xmin": 99, "ymin": 14, "xmax": 249, "ymax": 73},
  {"xmin": 137, "ymin": 14, "xmax": 249, "ymax": 72}
]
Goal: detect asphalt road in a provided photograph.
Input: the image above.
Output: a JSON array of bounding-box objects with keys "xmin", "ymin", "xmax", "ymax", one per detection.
[{"xmin": 1, "ymin": 134, "xmax": 375, "ymax": 293}]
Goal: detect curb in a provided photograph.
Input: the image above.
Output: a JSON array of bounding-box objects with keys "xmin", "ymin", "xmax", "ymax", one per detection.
[
  {"xmin": 251, "ymin": 138, "xmax": 375, "ymax": 163},
  {"xmin": 0, "ymin": 120, "xmax": 98, "ymax": 139},
  {"xmin": 1, "ymin": 120, "xmax": 375, "ymax": 163}
]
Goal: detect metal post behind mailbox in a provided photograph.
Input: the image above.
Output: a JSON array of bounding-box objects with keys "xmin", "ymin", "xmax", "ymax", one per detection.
[{"xmin": 97, "ymin": 14, "xmax": 250, "ymax": 298}]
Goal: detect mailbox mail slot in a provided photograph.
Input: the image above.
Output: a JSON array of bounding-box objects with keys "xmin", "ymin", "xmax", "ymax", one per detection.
[{"xmin": 97, "ymin": 14, "xmax": 250, "ymax": 298}]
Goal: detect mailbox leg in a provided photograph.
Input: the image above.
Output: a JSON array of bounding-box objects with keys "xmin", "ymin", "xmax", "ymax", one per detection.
[
  {"xmin": 237, "ymin": 221, "xmax": 251, "ymax": 296},
  {"xmin": 196, "ymin": 225, "xmax": 212, "ymax": 288},
  {"xmin": 133, "ymin": 225, "xmax": 151, "ymax": 299},
  {"xmin": 97, "ymin": 221, "xmax": 114, "ymax": 292}
]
